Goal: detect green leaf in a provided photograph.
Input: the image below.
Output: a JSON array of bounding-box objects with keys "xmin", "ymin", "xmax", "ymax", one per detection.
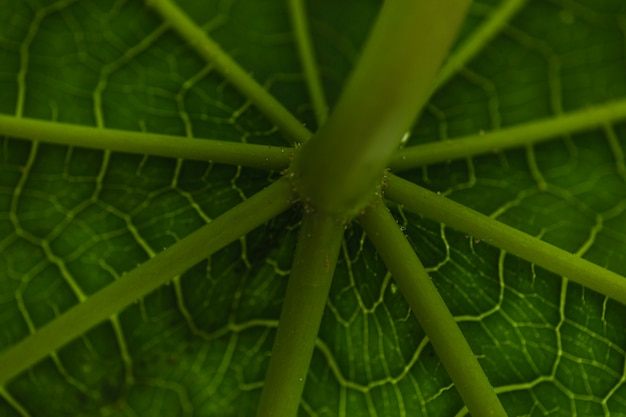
[{"xmin": 1, "ymin": 1, "xmax": 625, "ymax": 417}]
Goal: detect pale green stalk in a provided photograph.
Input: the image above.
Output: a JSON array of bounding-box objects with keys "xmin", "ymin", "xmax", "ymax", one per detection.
[
  {"xmin": 288, "ymin": 0, "xmax": 328, "ymax": 126},
  {"xmin": 256, "ymin": 212, "xmax": 344, "ymax": 417},
  {"xmin": 386, "ymin": 174, "xmax": 626, "ymax": 305},
  {"xmin": 390, "ymin": 98, "xmax": 626, "ymax": 171},
  {"xmin": 0, "ymin": 179, "xmax": 295, "ymax": 386},
  {"xmin": 0, "ymin": 114, "xmax": 292, "ymax": 170},
  {"xmin": 359, "ymin": 202, "xmax": 508, "ymax": 417},
  {"xmin": 146, "ymin": 0, "xmax": 311, "ymax": 143},
  {"xmin": 290, "ymin": 0, "xmax": 470, "ymax": 217},
  {"xmin": 433, "ymin": 0, "xmax": 528, "ymax": 91}
]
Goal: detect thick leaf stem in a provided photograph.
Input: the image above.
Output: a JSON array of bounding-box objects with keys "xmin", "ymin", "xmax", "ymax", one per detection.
[
  {"xmin": 288, "ymin": 0, "xmax": 328, "ymax": 127},
  {"xmin": 0, "ymin": 115, "xmax": 291, "ymax": 170},
  {"xmin": 256, "ymin": 212, "xmax": 344, "ymax": 417},
  {"xmin": 359, "ymin": 202, "xmax": 508, "ymax": 417},
  {"xmin": 390, "ymin": 98, "xmax": 626, "ymax": 171},
  {"xmin": 289, "ymin": 0, "xmax": 470, "ymax": 216},
  {"xmin": 386, "ymin": 174, "xmax": 626, "ymax": 305},
  {"xmin": 146, "ymin": 0, "xmax": 311, "ymax": 143},
  {"xmin": 0, "ymin": 179, "xmax": 295, "ymax": 386}
]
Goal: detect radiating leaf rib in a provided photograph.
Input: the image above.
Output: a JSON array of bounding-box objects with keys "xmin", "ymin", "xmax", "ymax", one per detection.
[
  {"xmin": 433, "ymin": 0, "xmax": 529, "ymax": 92},
  {"xmin": 390, "ymin": 98, "xmax": 626, "ymax": 171},
  {"xmin": 360, "ymin": 201, "xmax": 508, "ymax": 417},
  {"xmin": 0, "ymin": 178, "xmax": 295, "ymax": 386},
  {"xmin": 146, "ymin": 0, "xmax": 312, "ymax": 143},
  {"xmin": 0, "ymin": 388, "xmax": 30, "ymax": 417},
  {"xmin": 385, "ymin": 174, "xmax": 626, "ymax": 306},
  {"xmin": 0, "ymin": 114, "xmax": 291, "ymax": 170},
  {"xmin": 256, "ymin": 212, "xmax": 344, "ymax": 417},
  {"xmin": 288, "ymin": 0, "xmax": 328, "ymax": 127}
]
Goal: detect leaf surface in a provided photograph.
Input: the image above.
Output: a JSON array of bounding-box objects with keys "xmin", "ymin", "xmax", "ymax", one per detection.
[{"xmin": 1, "ymin": 1, "xmax": 625, "ymax": 416}]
